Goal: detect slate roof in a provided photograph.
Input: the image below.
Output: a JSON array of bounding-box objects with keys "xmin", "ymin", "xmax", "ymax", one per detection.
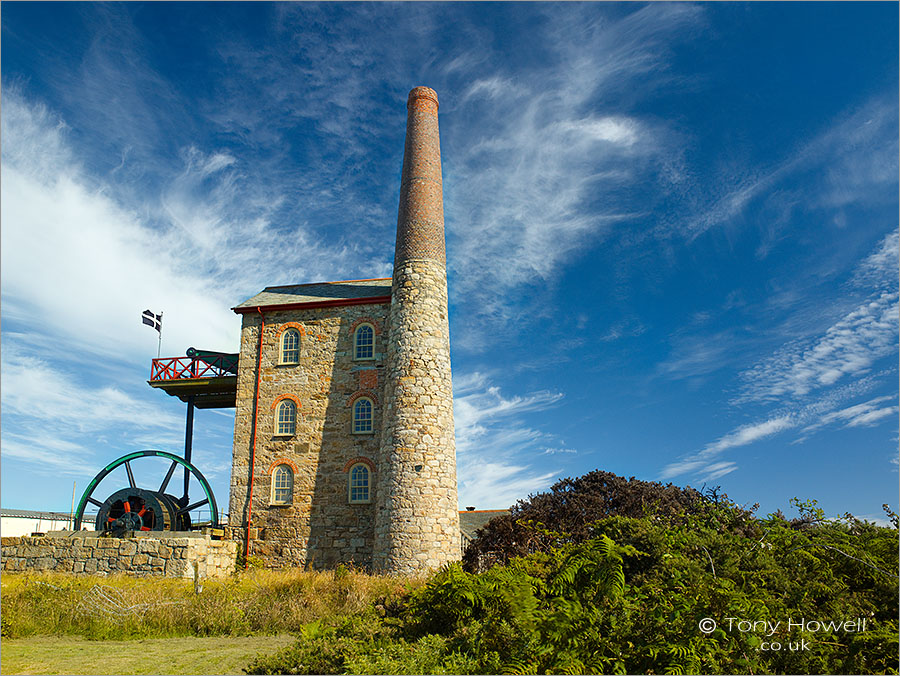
[
  {"xmin": 459, "ymin": 509, "xmax": 509, "ymax": 543},
  {"xmin": 233, "ymin": 278, "xmax": 392, "ymax": 312}
]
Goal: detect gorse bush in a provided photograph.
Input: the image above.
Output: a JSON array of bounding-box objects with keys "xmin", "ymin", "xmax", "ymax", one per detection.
[
  {"xmin": 248, "ymin": 493, "xmax": 898, "ymax": 675},
  {"xmin": 5, "ymin": 470, "xmax": 897, "ymax": 674},
  {"xmin": 463, "ymin": 470, "xmax": 758, "ymax": 570}
]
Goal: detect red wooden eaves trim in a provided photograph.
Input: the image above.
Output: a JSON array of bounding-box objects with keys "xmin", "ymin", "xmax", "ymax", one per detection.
[{"xmin": 233, "ymin": 296, "xmax": 391, "ymax": 315}]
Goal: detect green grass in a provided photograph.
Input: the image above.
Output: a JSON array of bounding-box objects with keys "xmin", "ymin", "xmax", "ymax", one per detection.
[{"xmin": 1, "ymin": 634, "xmax": 297, "ymax": 675}]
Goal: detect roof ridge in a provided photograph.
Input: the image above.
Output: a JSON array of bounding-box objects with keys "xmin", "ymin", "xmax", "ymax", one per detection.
[{"xmin": 264, "ymin": 277, "xmax": 391, "ymax": 291}]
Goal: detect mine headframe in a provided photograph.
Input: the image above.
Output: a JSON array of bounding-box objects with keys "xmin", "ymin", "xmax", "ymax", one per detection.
[{"xmin": 74, "ymin": 348, "xmax": 238, "ymax": 536}]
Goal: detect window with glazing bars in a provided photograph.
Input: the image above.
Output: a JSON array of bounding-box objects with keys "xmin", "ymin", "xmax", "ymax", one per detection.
[
  {"xmin": 277, "ymin": 400, "xmax": 296, "ymax": 435},
  {"xmin": 349, "ymin": 464, "xmax": 369, "ymax": 503},
  {"xmin": 354, "ymin": 325, "xmax": 374, "ymax": 360},
  {"xmin": 273, "ymin": 465, "xmax": 293, "ymax": 504},
  {"xmin": 353, "ymin": 398, "xmax": 372, "ymax": 433},
  {"xmin": 281, "ymin": 329, "xmax": 300, "ymax": 363}
]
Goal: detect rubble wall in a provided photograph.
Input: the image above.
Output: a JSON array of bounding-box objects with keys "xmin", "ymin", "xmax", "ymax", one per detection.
[{"xmin": 0, "ymin": 535, "xmax": 236, "ymax": 578}]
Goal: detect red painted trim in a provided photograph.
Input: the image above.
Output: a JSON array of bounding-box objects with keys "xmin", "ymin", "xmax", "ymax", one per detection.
[
  {"xmin": 245, "ymin": 309, "xmax": 265, "ymax": 569},
  {"xmin": 233, "ymin": 296, "xmax": 391, "ymax": 315},
  {"xmin": 342, "ymin": 457, "xmax": 376, "ymax": 473}
]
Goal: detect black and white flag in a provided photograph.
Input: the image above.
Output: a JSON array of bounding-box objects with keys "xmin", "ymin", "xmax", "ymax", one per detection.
[{"xmin": 141, "ymin": 309, "xmax": 162, "ymax": 333}]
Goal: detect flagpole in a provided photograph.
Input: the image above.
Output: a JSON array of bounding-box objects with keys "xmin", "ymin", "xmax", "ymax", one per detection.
[{"xmin": 158, "ymin": 312, "xmax": 163, "ymax": 359}]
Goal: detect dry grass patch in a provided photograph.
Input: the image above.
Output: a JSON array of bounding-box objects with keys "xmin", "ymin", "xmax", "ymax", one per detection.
[{"xmin": 1, "ymin": 566, "xmax": 420, "ymax": 640}]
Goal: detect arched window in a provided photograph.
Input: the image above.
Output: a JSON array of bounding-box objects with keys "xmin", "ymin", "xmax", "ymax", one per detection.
[
  {"xmin": 352, "ymin": 397, "xmax": 373, "ymax": 434},
  {"xmin": 348, "ymin": 463, "xmax": 370, "ymax": 503},
  {"xmin": 276, "ymin": 400, "xmax": 296, "ymax": 436},
  {"xmin": 281, "ymin": 329, "xmax": 300, "ymax": 364},
  {"xmin": 354, "ymin": 324, "xmax": 374, "ymax": 360},
  {"xmin": 272, "ymin": 464, "xmax": 293, "ymax": 505}
]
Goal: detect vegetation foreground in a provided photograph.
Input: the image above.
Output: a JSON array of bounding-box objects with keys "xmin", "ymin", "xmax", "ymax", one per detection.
[{"xmin": 3, "ymin": 473, "xmax": 898, "ymax": 675}]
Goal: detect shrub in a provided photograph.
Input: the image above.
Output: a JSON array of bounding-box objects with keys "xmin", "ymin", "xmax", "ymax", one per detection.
[{"xmin": 462, "ymin": 470, "xmax": 757, "ymax": 570}]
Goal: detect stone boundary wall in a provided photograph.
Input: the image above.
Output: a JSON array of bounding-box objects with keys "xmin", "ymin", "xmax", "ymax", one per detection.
[{"xmin": 1, "ymin": 535, "xmax": 237, "ymax": 578}]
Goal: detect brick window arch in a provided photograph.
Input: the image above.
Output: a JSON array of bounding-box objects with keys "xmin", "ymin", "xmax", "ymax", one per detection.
[
  {"xmin": 349, "ymin": 317, "xmax": 382, "ymax": 336},
  {"xmin": 342, "ymin": 456, "xmax": 376, "ymax": 473},
  {"xmin": 268, "ymin": 457, "xmax": 300, "ymax": 475},
  {"xmin": 348, "ymin": 390, "xmax": 379, "ymax": 407},
  {"xmin": 271, "ymin": 394, "xmax": 302, "ymax": 411}
]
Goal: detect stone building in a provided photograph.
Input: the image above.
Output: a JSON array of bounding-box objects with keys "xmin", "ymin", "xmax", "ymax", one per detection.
[{"xmin": 228, "ymin": 87, "xmax": 461, "ymax": 574}]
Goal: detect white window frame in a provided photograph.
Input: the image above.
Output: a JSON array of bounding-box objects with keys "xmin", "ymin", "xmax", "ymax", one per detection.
[
  {"xmin": 353, "ymin": 324, "xmax": 375, "ymax": 361},
  {"xmin": 352, "ymin": 397, "xmax": 374, "ymax": 435},
  {"xmin": 275, "ymin": 400, "xmax": 297, "ymax": 436},
  {"xmin": 348, "ymin": 463, "xmax": 371, "ymax": 504},
  {"xmin": 280, "ymin": 329, "xmax": 301, "ymax": 365},
  {"xmin": 271, "ymin": 464, "xmax": 293, "ymax": 505}
]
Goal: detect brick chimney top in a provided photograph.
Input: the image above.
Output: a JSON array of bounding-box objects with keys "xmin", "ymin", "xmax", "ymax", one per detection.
[{"xmin": 408, "ymin": 86, "xmax": 439, "ymax": 109}]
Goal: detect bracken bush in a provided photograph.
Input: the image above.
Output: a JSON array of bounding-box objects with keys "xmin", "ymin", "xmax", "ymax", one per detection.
[{"xmin": 248, "ymin": 475, "xmax": 898, "ymax": 675}]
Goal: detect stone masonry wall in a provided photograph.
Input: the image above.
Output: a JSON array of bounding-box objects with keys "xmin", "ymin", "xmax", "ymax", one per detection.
[
  {"xmin": 1, "ymin": 535, "xmax": 236, "ymax": 578},
  {"xmin": 373, "ymin": 86, "xmax": 461, "ymax": 573},
  {"xmin": 374, "ymin": 260, "xmax": 460, "ymax": 573},
  {"xmin": 229, "ymin": 303, "xmax": 389, "ymax": 569}
]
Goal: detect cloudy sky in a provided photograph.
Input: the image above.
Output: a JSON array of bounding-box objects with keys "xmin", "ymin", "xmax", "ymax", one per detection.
[{"xmin": 2, "ymin": 3, "xmax": 897, "ymax": 525}]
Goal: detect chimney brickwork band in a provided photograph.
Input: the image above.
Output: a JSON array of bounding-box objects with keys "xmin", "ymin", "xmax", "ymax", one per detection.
[
  {"xmin": 393, "ymin": 87, "xmax": 446, "ymax": 267},
  {"xmin": 374, "ymin": 87, "xmax": 461, "ymax": 573}
]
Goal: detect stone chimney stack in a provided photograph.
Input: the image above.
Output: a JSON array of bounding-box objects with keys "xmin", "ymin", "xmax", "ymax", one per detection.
[{"xmin": 373, "ymin": 87, "xmax": 461, "ymax": 573}]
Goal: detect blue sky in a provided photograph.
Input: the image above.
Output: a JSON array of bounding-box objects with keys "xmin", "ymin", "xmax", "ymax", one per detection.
[{"xmin": 2, "ymin": 2, "xmax": 897, "ymax": 526}]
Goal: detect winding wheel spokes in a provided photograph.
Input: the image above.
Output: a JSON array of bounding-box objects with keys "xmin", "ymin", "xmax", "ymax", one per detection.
[{"xmin": 74, "ymin": 450, "xmax": 218, "ymax": 534}]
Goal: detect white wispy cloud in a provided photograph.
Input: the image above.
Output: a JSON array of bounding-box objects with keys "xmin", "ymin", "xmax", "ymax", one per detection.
[
  {"xmin": 851, "ymin": 229, "xmax": 899, "ymax": 290},
  {"xmin": 814, "ymin": 396, "xmax": 899, "ymax": 430},
  {"xmin": 1, "ymin": 433, "xmax": 99, "ymax": 478},
  {"xmin": 678, "ymin": 95, "xmax": 899, "ymax": 240},
  {"xmin": 542, "ymin": 447, "xmax": 578, "ymax": 455},
  {"xmin": 444, "ymin": 4, "xmax": 703, "ymax": 332},
  {"xmin": 0, "ymin": 86, "xmax": 389, "ymax": 366},
  {"xmin": 737, "ymin": 291, "xmax": 898, "ymax": 402},
  {"xmin": 453, "ymin": 372, "xmax": 565, "ymax": 508},
  {"xmin": 1, "ymin": 345, "xmax": 182, "ymax": 434},
  {"xmin": 661, "ymin": 415, "xmax": 794, "ymax": 480},
  {"xmin": 457, "ymin": 461, "xmax": 559, "ymax": 511},
  {"xmin": 661, "ymin": 251, "xmax": 897, "ymax": 484}
]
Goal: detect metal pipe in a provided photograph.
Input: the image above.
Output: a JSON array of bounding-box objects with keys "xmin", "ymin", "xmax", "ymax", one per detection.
[
  {"xmin": 245, "ymin": 307, "xmax": 265, "ymax": 568},
  {"xmin": 183, "ymin": 395, "xmax": 195, "ymax": 503}
]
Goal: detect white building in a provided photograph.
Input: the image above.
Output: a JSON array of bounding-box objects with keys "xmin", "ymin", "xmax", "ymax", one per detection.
[{"xmin": 1, "ymin": 508, "xmax": 79, "ymax": 537}]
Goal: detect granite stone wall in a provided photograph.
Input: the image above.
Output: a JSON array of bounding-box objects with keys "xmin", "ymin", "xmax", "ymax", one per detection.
[
  {"xmin": 1, "ymin": 535, "xmax": 236, "ymax": 578},
  {"xmin": 373, "ymin": 86, "xmax": 461, "ymax": 574},
  {"xmin": 229, "ymin": 304, "xmax": 389, "ymax": 569}
]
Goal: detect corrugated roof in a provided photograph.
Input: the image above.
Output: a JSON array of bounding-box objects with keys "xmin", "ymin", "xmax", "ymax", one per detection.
[
  {"xmin": 233, "ymin": 278, "xmax": 392, "ymax": 312},
  {"xmin": 1, "ymin": 508, "xmax": 73, "ymax": 520}
]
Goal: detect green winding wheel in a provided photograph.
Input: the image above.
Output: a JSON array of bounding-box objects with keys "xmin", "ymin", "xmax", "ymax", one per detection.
[{"xmin": 73, "ymin": 450, "xmax": 219, "ymax": 533}]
